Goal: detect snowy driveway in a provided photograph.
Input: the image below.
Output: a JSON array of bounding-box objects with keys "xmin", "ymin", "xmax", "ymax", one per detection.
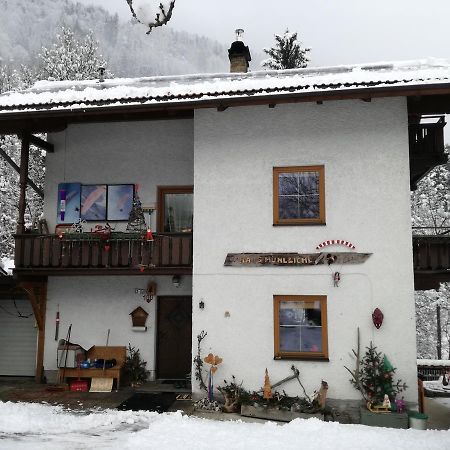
[{"xmin": 0, "ymin": 401, "xmax": 449, "ymax": 450}]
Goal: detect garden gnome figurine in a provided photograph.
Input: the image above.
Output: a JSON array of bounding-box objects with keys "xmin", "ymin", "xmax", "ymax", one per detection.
[
  {"xmin": 382, "ymin": 394, "xmax": 391, "ymax": 409},
  {"xmin": 263, "ymin": 368, "xmax": 273, "ymax": 399}
]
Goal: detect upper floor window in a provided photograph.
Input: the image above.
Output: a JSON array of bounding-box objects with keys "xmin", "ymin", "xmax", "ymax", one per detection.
[
  {"xmin": 157, "ymin": 186, "xmax": 193, "ymax": 233},
  {"xmin": 274, "ymin": 295, "xmax": 328, "ymax": 360},
  {"xmin": 273, "ymin": 165, "xmax": 325, "ymax": 225}
]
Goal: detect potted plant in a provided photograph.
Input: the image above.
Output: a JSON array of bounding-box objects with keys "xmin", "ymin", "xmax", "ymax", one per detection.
[
  {"xmin": 345, "ymin": 332, "xmax": 408, "ymax": 428},
  {"xmin": 123, "ymin": 344, "xmax": 149, "ymax": 387}
]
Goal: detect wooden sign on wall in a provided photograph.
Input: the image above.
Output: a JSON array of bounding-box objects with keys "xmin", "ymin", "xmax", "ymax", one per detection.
[{"xmin": 224, "ymin": 252, "xmax": 371, "ymax": 267}]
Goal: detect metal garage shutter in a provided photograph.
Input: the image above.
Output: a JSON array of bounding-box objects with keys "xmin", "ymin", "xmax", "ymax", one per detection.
[{"xmin": 0, "ymin": 299, "xmax": 37, "ymax": 376}]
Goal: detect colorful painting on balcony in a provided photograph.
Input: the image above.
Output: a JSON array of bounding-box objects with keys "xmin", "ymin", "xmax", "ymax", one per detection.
[
  {"xmin": 57, "ymin": 183, "xmax": 81, "ymax": 224},
  {"xmin": 81, "ymin": 184, "xmax": 107, "ymax": 221},
  {"xmin": 107, "ymin": 184, "xmax": 134, "ymax": 221}
]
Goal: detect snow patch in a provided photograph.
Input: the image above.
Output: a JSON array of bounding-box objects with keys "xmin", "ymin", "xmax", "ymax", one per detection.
[{"xmin": 0, "ymin": 402, "xmax": 449, "ymax": 450}]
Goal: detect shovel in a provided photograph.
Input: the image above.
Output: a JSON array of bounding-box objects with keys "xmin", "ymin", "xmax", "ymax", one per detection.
[{"xmin": 89, "ymin": 329, "xmax": 114, "ymax": 393}]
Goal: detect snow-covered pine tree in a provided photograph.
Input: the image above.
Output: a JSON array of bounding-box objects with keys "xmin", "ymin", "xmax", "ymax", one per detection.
[
  {"xmin": 411, "ymin": 147, "xmax": 450, "ymax": 359},
  {"xmin": 262, "ymin": 29, "xmax": 310, "ymax": 70},
  {"xmin": 39, "ymin": 27, "xmax": 109, "ymax": 81},
  {"xmin": 411, "ymin": 149, "xmax": 450, "ymax": 235},
  {"xmin": 0, "ymin": 26, "xmax": 111, "ymax": 263}
]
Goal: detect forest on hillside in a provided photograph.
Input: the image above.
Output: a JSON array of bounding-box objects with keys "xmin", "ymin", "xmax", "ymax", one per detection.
[{"xmin": 0, "ymin": 0, "xmax": 229, "ymax": 76}]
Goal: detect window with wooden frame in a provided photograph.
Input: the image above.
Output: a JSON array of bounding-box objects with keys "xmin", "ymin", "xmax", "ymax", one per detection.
[
  {"xmin": 273, "ymin": 165, "xmax": 325, "ymax": 225},
  {"xmin": 274, "ymin": 295, "xmax": 328, "ymax": 360},
  {"xmin": 157, "ymin": 186, "xmax": 193, "ymax": 233}
]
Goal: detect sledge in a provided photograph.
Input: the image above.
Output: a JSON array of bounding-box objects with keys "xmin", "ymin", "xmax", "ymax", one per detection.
[{"xmin": 89, "ymin": 329, "xmax": 113, "ymax": 393}]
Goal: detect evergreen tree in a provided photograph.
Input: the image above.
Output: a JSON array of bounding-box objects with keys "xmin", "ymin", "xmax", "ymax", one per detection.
[
  {"xmin": 0, "ymin": 25, "xmax": 111, "ymax": 263},
  {"xmin": 411, "ymin": 147, "xmax": 450, "ymax": 360},
  {"xmin": 350, "ymin": 342, "xmax": 407, "ymax": 404},
  {"xmin": 262, "ymin": 29, "xmax": 310, "ymax": 70},
  {"xmin": 39, "ymin": 27, "xmax": 109, "ymax": 81}
]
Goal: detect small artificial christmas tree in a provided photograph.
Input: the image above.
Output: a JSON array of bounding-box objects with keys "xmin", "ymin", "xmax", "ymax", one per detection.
[
  {"xmin": 127, "ymin": 190, "xmax": 146, "ymax": 231},
  {"xmin": 347, "ymin": 341, "xmax": 407, "ymax": 406},
  {"xmin": 262, "ymin": 29, "xmax": 311, "ymax": 70},
  {"xmin": 123, "ymin": 344, "xmax": 149, "ymax": 386}
]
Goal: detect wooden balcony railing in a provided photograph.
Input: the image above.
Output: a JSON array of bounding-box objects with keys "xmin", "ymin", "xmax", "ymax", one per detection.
[{"xmin": 14, "ymin": 232, "xmax": 192, "ymax": 276}]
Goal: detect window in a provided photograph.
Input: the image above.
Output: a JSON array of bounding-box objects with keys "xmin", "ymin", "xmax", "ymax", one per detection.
[
  {"xmin": 157, "ymin": 186, "xmax": 193, "ymax": 232},
  {"xmin": 273, "ymin": 165, "xmax": 325, "ymax": 225},
  {"xmin": 274, "ymin": 295, "xmax": 328, "ymax": 360}
]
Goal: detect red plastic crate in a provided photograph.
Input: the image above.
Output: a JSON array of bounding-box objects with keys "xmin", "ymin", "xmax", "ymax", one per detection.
[{"xmin": 70, "ymin": 380, "xmax": 89, "ymax": 392}]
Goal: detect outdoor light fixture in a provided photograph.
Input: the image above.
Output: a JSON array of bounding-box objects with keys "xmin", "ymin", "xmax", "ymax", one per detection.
[
  {"xmin": 172, "ymin": 275, "xmax": 181, "ymax": 288},
  {"xmin": 199, "ymin": 300, "xmax": 205, "ymax": 309},
  {"xmin": 372, "ymin": 307, "xmax": 384, "ymax": 329}
]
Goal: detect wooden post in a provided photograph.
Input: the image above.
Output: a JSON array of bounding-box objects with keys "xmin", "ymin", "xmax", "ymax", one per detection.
[
  {"xmin": 19, "ymin": 281, "xmax": 47, "ymax": 383},
  {"xmin": 437, "ymin": 305, "xmax": 442, "ymax": 360},
  {"xmin": 17, "ymin": 133, "xmax": 30, "ymax": 234}
]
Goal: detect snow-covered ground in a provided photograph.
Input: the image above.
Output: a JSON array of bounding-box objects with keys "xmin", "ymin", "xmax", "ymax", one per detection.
[{"xmin": 0, "ymin": 402, "xmax": 448, "ymax": 450}]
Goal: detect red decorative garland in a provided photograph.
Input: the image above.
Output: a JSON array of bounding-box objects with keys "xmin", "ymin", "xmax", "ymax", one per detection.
[{"xmin": 316, "ymin": 240, "xmax": 356, "ymax": 250}]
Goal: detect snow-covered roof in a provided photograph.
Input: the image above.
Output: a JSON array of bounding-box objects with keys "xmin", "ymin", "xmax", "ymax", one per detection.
[{"xmin": 1, "ymin": 58, "xmax": 450, "ymax": 114}]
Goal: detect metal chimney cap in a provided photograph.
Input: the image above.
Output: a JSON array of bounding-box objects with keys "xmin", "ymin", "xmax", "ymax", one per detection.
[{"xmin": 235, "ymin": 29, "xmax": 244, "ymax": 41}]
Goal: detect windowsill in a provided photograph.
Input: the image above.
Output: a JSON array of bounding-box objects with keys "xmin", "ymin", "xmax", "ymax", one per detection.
[
  {"xmin": 273, "ymin": 222, "xmax": 326, "ymax": 226},
  {"xmin": 274, "ymin": 355, "xmax": 329, "ymax": 362}
]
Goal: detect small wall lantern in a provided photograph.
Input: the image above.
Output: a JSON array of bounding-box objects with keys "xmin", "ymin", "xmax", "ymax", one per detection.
[
  {"xmin": 372, "ymin": 308, "xmax": 384, "ymax": 329},
  {"xmin": 130, "ymin": 306, "xmax": 149, "ymax": 329},
  {"xmin": 172, "ymin": 275, "xmax": 181, "ymax": 288},
  {"xmin": 199, "ymin": 300, "xmax": 205, "ymax": 309}
]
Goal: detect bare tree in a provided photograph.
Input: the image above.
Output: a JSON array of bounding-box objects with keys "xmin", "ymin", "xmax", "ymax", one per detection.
[{"xmin": 126, "ymin": 1, "xmax": 176, "ymax": 34}]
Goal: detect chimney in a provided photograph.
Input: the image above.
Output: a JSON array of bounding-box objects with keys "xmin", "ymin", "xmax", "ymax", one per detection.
[{"xmin": 228, "ymin": 29, "xmax": 251, "ymax": 73}]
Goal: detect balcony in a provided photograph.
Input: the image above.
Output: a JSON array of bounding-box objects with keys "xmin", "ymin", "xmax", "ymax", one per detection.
[
  {"xmin": 413, "ymin": 233, "xmax": 450, "ymax": 290},
  {"xmin": 14, "ymin": 232, "xmax": 192, "ymax": 276},
  {"xmin": 409, "ymin": 117, "xmax": 448, "ymax": 190}
]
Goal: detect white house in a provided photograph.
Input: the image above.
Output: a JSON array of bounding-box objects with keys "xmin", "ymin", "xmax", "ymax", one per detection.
[{"xmin": 1, "ymin": 40, "xmax": 450, "ymax": 413}]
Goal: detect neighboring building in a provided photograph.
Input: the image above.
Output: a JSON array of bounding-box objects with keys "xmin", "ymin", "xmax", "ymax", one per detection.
[{"xmin": 0, "ymin": 39, "xmax": 450, "ymax": 408}]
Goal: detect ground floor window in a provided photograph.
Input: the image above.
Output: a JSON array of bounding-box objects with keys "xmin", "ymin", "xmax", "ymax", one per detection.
[{"xmin": 274, "ymin": 295, "xmax": 328, "ymax": 360}]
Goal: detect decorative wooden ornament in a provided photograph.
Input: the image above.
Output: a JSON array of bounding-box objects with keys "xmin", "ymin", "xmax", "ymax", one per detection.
[
  {"xmin": 263, "ymin": 368, "xmax": 273, "ymax": 400},
  {"xmin": 130, "ymin": 306, "xmax": 149, "ymax": 327},
  {"xmin": 203, "ymin": 353, "xmax": 222, "ymax": 401},
  {"xmin": 372, "ymin": 308, "xmax": 384, "ymax": 329},
  {"xmin": 316, "ymin": 240, "xmax": 356, "ymax": 250}
]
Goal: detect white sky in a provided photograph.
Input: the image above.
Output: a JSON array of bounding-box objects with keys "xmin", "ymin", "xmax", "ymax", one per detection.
[{"xmin": 77, "ymin": 0, "xmax": 450, "ymax": 67}]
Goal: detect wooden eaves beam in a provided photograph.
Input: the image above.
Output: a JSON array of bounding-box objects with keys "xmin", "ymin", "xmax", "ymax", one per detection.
[
  {"xmin": 28, "ymin": 134, "xmax": 54, "ymax": 153},
  {"xmin": 0, "ymin": 147, "xmax": 44, "ymax": 198}
]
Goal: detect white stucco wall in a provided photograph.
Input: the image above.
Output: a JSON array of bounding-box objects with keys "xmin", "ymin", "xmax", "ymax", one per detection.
[
  {"xmin": 45, "ymin": 119, "xmax": 194, "ymax": 231},
  {"xmin": 44, "ymin": 275, "xmax": 192, "ymax": 376},
  {"xmin": 193, "ymin": 98, "xmax": 417, "ymax": 402}
]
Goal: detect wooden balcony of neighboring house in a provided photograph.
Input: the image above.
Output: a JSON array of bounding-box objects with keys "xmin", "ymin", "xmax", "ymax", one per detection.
[
  {"xmin": 13, "ymin": 232, "xmax": 193, "ymax": 277},
  {"xmin": 409, "ymin": 116, "xmax": 448, "ymax": 190},
  {"xmin": 413, "ymin": 228, "xmax": 450, "ymax": 290}
]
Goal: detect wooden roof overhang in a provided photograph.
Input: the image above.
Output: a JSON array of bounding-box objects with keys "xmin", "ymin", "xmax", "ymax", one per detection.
[{"xmin": 2, "ymin": 82, "xmax": 450, "ymax": 134}]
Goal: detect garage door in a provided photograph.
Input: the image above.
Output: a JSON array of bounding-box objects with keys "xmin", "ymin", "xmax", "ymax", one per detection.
[{"xmin": 0, "ymin": 299, "xmax": 37, "ymax": 376}]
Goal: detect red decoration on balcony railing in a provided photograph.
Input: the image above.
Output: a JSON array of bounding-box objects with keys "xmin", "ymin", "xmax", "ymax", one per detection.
[{"xmin": 372, "ymin": 308, "xmax": 384, "ymax": 329}]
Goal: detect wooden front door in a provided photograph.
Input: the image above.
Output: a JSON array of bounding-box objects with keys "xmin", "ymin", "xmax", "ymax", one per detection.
[{"xmin": 156, "ymin": 296, "xmax": 192, "ymax": 379}]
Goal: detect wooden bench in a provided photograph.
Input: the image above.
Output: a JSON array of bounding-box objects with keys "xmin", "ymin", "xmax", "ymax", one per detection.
[{"xmin": 59, "ymin": 345, "xmax": 127, "ymax": 389}]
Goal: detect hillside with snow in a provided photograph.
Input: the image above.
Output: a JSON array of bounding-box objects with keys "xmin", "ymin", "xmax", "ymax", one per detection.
[{"xmin": 0, "ymin": 0, "xmax": 229, "ymax": 77}]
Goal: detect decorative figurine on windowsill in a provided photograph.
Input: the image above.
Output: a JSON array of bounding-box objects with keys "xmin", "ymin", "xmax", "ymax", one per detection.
[{"xmin": 263, "ymin": 368, "xmax": 273, "ymax": 400}]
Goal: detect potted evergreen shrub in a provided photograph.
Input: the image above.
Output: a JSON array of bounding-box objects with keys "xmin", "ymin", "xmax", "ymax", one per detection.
[{"xmin": 123, "ymin": 344, "xmax": 149, "ymax": 387}]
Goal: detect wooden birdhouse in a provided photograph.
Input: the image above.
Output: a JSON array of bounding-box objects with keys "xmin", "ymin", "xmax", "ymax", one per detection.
[{"xmin": 130, "ymin": 306, "xmax": 149, "ymax": 328}]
